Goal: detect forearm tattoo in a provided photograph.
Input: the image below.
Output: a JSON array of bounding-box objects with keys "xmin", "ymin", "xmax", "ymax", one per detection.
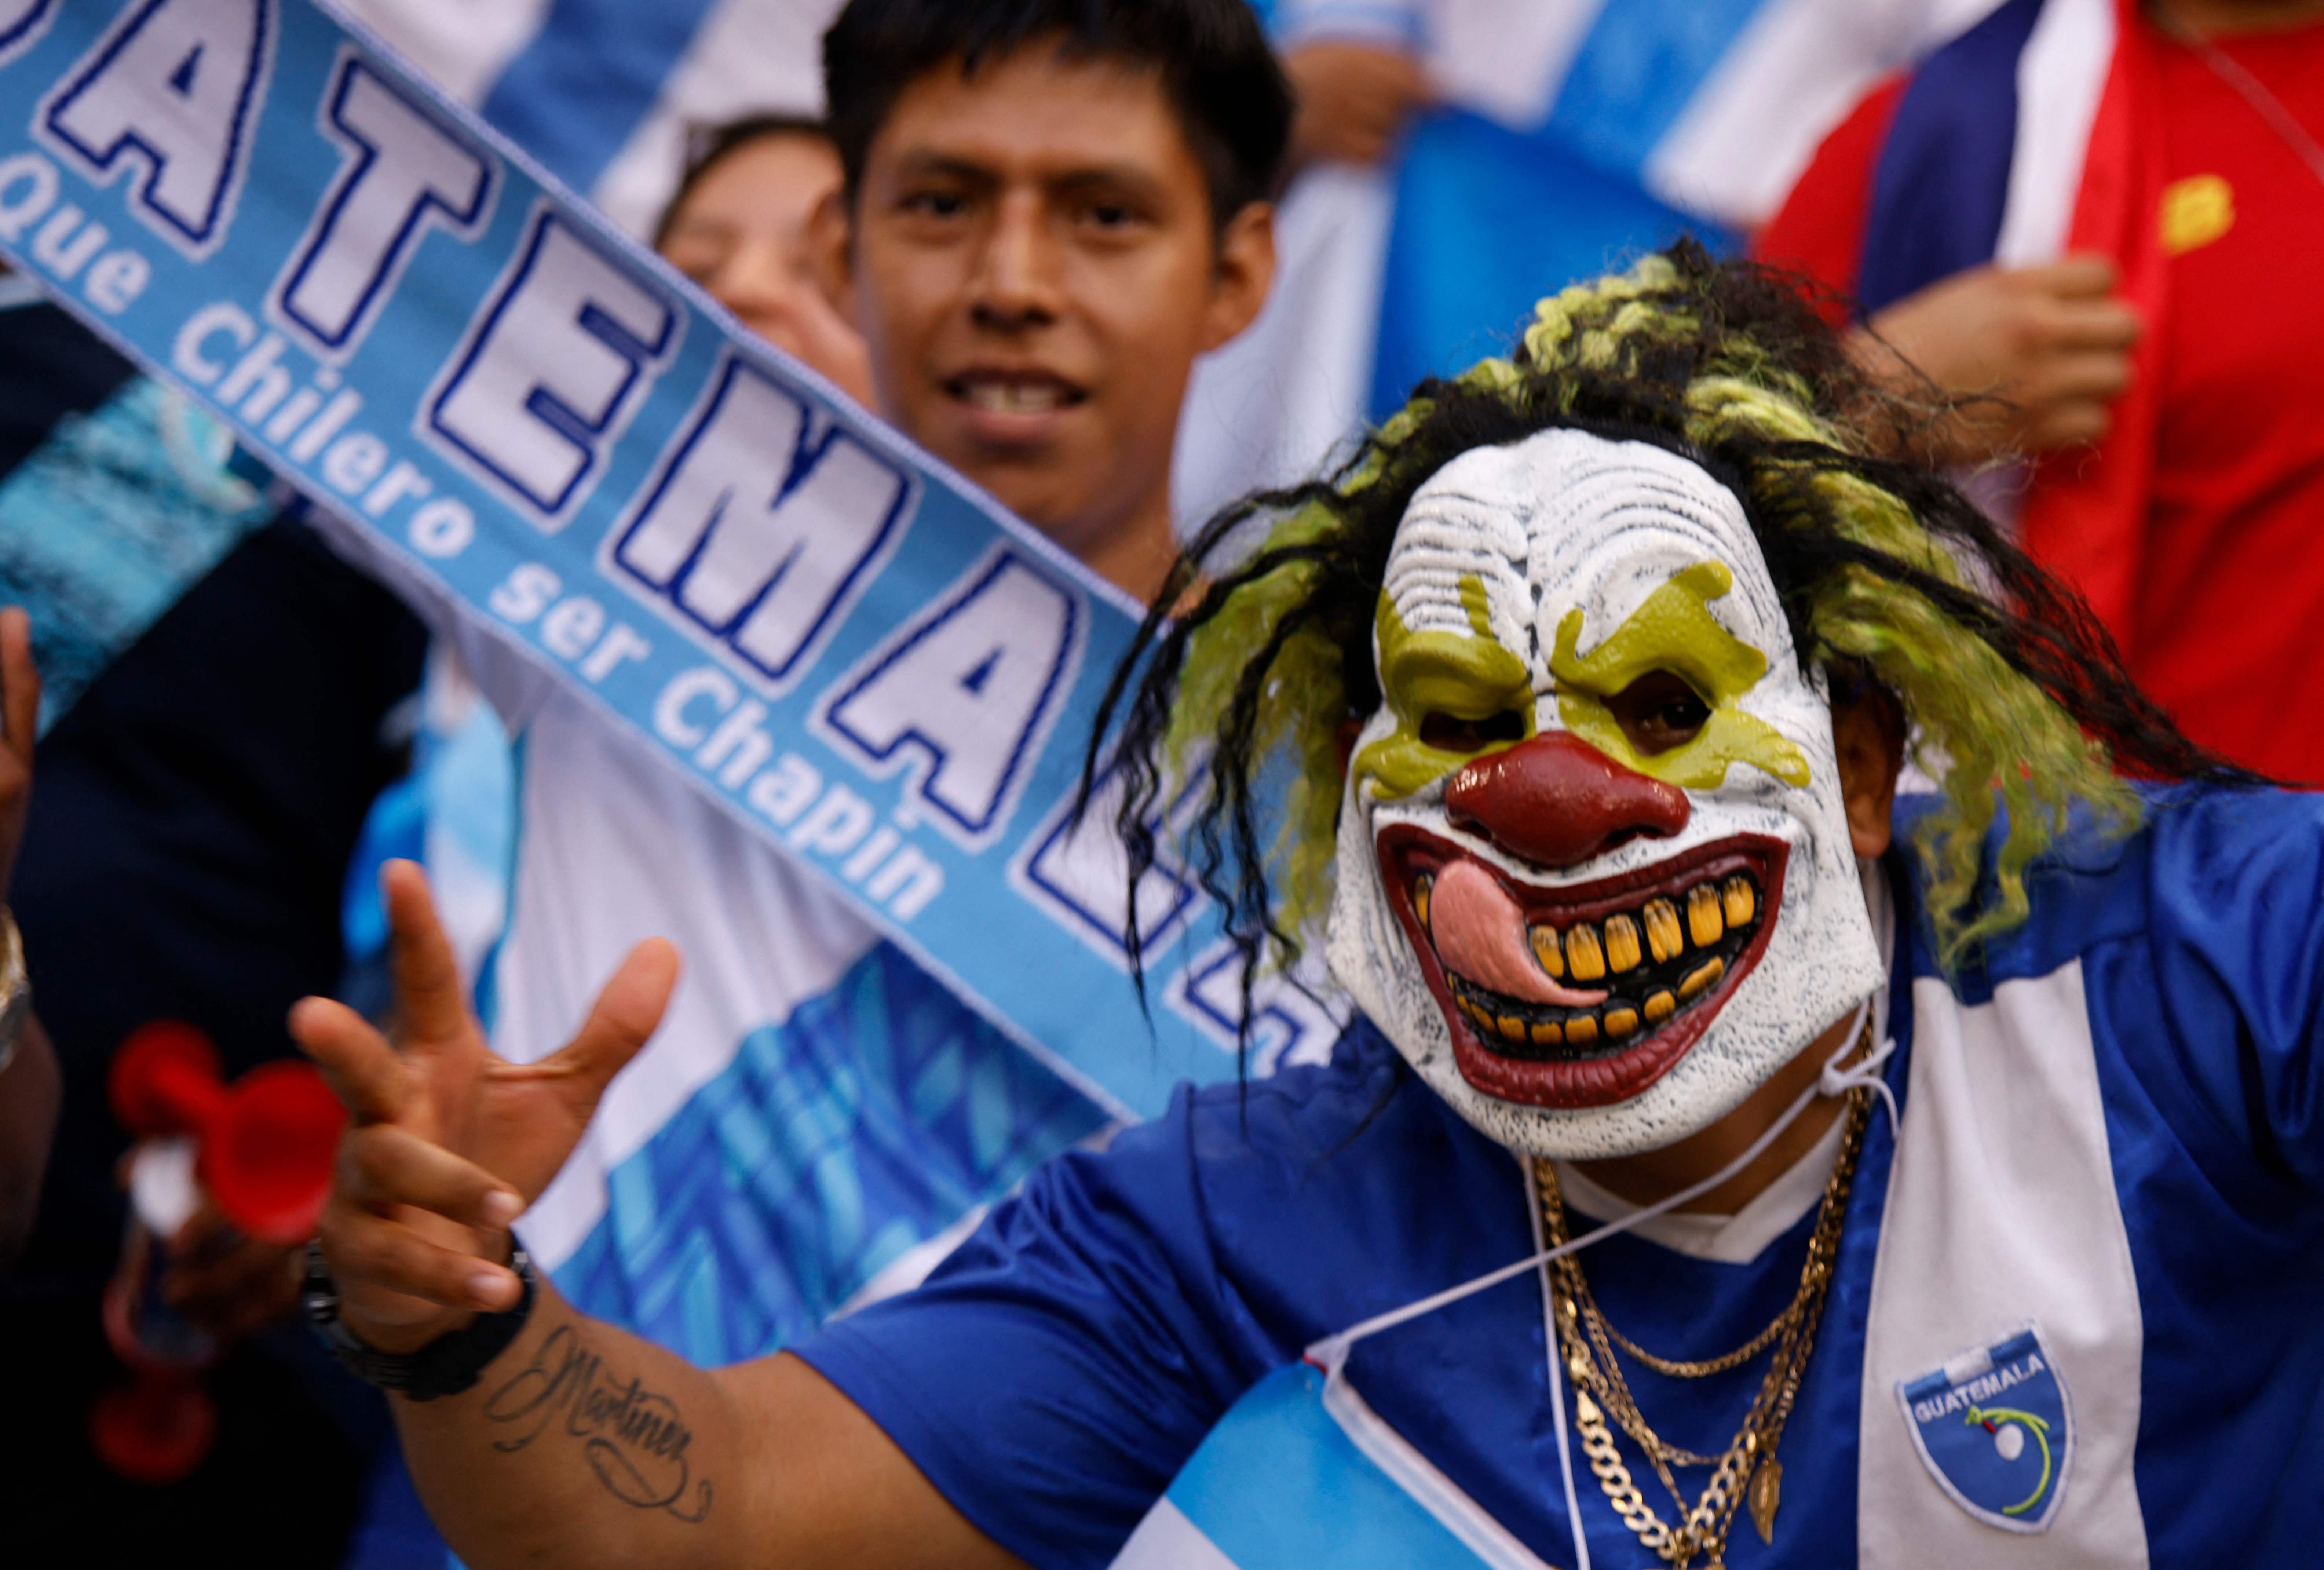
[{"xmin": 482, "ymin": 1322, "xmax": 713, "ymax": 1520}]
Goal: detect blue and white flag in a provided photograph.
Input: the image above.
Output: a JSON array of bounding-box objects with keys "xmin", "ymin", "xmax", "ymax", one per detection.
[
  {"xmin": 1177, "ymin": 0, "xmax": 2006, "ymax": 524},
  {"xmin": 332, "ymin": 0, "xmax": 837, "ymax": 238}
]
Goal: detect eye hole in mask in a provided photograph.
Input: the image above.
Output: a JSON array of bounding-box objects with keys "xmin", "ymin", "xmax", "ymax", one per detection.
[
  {"xmin": 1418, "ymin": 708, "xmax": 1528, "ymax": 755},
  {"xmin": 1603, "ymin": 671, "xmax": 1711, "ymax": 757}
]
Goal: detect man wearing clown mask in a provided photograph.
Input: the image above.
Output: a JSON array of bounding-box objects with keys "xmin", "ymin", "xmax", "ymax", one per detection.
[{"xmin": 294, "ymin": 247, "xmax": 2319, "ymax": 1570}]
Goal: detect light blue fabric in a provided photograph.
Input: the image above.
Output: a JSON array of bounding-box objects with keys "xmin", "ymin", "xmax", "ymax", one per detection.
[
  {"xmin": 478, "ymin": 0, "xmax": 728, "ymax": 197},
  {"xmin": 1163, "ymin": 1363, "xmax": 1502, "ymax": 1569},
  {"xmin": 555, "ymin": 941, "xmax": 1108, "ymax": 1368},
  {"xmin": 1369, "ymin": 109, "xmax": 1732, "ymax": 417},
  {"xmin": 1543, "ymin": 0, "xmax": 1775, "ymax": 186},
  {"xmin": 340, "ymin": 663, "xmax": 517, "ymax": 1023},
  {"xmin": 0, "ymin": 375, "xmax": 270, "ymax": 730}
]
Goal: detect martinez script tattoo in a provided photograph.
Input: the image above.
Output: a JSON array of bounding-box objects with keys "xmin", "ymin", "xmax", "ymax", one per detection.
[{"xmin": 483, "ymin": 1323, "xmax": 712, "ymax": 1520}]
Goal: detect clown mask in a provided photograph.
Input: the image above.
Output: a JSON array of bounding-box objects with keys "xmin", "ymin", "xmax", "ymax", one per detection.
[{"xmin": 1324, "ymin": 427, "xmax": 1886, "ymax": 1160}]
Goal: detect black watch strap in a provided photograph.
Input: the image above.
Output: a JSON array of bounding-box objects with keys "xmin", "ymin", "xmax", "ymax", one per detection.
[{"xmin": 304, "ymin": 1241, "xmax": 538, "ymax": 1402}]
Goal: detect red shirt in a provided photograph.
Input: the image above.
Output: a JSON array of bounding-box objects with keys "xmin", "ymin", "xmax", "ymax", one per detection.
[
  {"xmin": 2134, "ymin": 24, "xmax": 2324, "ymax": 783},
  {"xmin": 1761, "ymin": 22, "xmax": 2324, "ymax": 784}
]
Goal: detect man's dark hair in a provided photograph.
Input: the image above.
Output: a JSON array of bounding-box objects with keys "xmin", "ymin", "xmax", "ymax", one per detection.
[
  {"xmin": 821, "ymin": 0, "xmax": 1293, "ymax": 227},
  {"xmin": 653, "ymin": 113, "xmax": 836, "ymax": 249}
]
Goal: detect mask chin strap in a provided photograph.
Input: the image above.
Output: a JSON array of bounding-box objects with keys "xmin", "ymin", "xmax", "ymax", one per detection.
[
  {"xmin": 1821, "ymin": 1025, "xmax": 1901, "ymax": 1138},
  {"xmin": 1828, "ymin": 856, "xmax": 1904, "ymax": 1142},
  {"xmin": 1302, "ymin": 994, "xmax": 1895, "ymax": 1570}
]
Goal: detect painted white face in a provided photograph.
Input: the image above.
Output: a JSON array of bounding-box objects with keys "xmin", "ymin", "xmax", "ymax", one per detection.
[{"xmin": 1324, "ymin": 428, "xmax": 1884, "ymax": 1159}]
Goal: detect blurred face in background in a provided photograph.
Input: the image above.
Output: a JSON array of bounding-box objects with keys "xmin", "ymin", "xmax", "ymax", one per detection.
[
  {"xmin": 658, "ymin": 130, "xmax": 878, "ymax": 407},
  {"xmin": 824, "ymin": 41, "xmax": 1272, "ymax": 592}
]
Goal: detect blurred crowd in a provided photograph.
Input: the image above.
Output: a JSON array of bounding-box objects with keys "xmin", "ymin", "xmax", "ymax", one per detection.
[{"xmin": 3, "ymin": 0, "xmax": 2321, "ymax": 1562}]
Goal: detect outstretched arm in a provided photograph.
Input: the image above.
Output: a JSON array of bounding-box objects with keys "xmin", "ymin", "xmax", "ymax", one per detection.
[
  {"xmin": 295, "ymin": 863, "xmax": 1022, "ymax": 1570},
  {"xmin": 390, "ymin": 1273, "xmax": 1005, "ymax": 1570}
]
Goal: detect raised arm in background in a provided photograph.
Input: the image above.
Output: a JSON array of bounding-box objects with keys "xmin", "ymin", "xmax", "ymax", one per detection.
[{"xmin": 1850, "ymin": 254, "xmax": 2142, "ymax": 465}]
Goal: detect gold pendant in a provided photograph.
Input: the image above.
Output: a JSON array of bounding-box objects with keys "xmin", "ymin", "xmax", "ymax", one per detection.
[{"xmin": 1749, "ymin": 1456, "xmax": 1782, "ymax": 1544}]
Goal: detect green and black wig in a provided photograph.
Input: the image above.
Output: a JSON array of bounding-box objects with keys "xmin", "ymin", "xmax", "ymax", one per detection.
[{"xmin": 1096, "ymin": 242, "xmax": 2255, "ymax": 1003}]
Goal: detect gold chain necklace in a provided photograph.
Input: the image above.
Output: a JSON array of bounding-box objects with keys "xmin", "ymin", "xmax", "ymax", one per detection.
[
  {"xmin": 1598, "ymin": 1273, "xmax": 1799, "ymax": 1381},
  {"xmin": 1534, "ymin": 1064, "xmax": 1873, "ymax": 1569}
]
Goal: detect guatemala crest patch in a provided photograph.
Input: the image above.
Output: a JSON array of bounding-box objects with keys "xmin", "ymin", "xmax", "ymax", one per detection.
[{"xmin": 1896, "ymin": 1323, "xmax": 2073, "ymax": 1533}]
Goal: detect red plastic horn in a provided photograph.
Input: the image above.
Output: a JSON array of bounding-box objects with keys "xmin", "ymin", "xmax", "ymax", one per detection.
[{"xmin": 108, "ymin": 1020, "xmax": 347, "ymax": 1246}]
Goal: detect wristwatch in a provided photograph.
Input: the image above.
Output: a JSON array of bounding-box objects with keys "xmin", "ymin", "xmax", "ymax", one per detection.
[
  {"xmin": 0, "ymin": 907, "xmax": 29, "ymax": 1078},
  {"xmin": 304, "ymin": 1241, "xmax": 538, "ymax": 1401}
]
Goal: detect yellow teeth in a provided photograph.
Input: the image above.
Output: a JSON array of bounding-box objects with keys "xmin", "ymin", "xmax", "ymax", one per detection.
[
  {"xmin": 1521, "ymin": 876, "xmax": 1753, "ymax": 989},
  {"xmin": 1565, "ymin": 925, "xmax": 1606, "ymax": 982},
  {"xmin": 1414, "ymin": 874, "xmax": 1432, "ymax": 930},
  {"xmin": 1449, "ymin": 868, "xmax": 1762, "ymax": 1055},
  {"xmin": 1687, "ymin": 884, "xmax": 1725, "ymax": 947},
  {"xmin": 1603, "ymin": 914, "xmax": 1642, "ymax": 974},
  {"xmin": 1678, "ymin": 957, "xmax": 1725, "ymax": 1000},
  {"xmin": 1530, "ymin": 924, "xmax": 1565, "ymax": 979},
  {"xmin": 1643, "ymin": 898, "xmax": 1683, "ymax": 964}
]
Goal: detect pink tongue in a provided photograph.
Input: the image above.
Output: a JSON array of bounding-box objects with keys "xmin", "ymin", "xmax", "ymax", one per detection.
[{"xmin": 1428, "ymin": 859, "xmax": 1608, "ymax": 1006}]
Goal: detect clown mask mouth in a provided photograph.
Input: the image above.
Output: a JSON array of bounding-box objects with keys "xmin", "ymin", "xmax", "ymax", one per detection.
[{"xmin": 1378, "ymin": 824, "xmax": 1787, "ymax": 1109}]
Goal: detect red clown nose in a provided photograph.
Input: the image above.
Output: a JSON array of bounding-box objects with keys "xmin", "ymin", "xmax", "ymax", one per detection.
[
  {"xmin": 1445, "ymin": 732, "xmax": 1690, "ymax": 869},
  {"xmin": 107, "ymin": 1020, "xmax": 346, "ymax": 1247}
]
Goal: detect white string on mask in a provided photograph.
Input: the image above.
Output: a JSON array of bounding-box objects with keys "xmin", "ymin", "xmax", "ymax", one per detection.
[
  {"xmin": 1821, "ymin": 1027, "xmax": 1900, "ymax": 1138},
  {"xmin": 1302, "ymin": 994, "xmax": 1893, "ymax": 1570}
]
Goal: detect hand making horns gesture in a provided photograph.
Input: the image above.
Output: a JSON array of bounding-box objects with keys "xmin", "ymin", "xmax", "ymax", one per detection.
[{"xmin": 291, "ymin": 861, "xmax": 679, "ymax": 1352}]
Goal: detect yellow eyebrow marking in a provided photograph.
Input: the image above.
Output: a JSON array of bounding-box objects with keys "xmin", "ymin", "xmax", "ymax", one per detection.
[
  {"xmin": 1354, "ymin": 574, "xmax": 1534, "ymax": 798},
  {"xmin": 1548, "ymin": 560, "xmax": 1809, "ymax": 790},
  {"xmin": 1458, "ymin": 574, "xmax": 1494, "ymax": 641}
]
